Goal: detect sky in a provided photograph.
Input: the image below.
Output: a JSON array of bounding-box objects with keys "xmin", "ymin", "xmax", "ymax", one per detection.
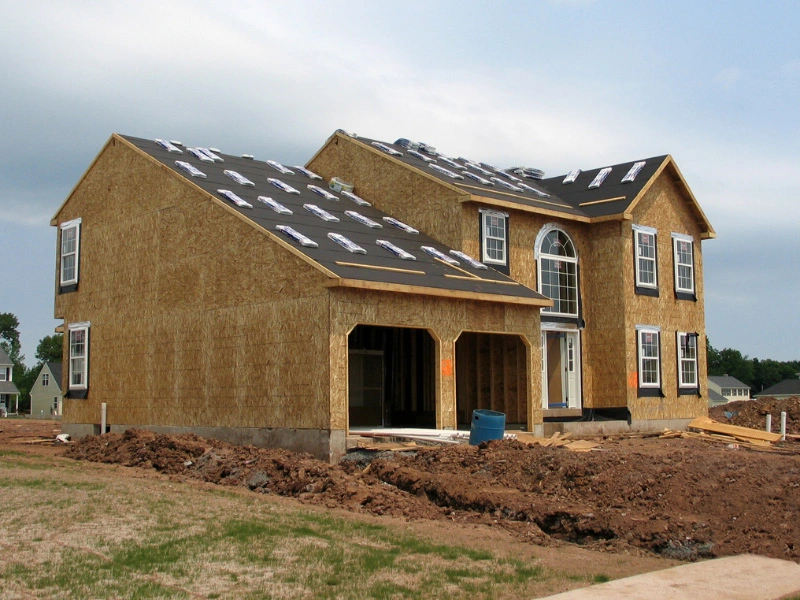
[{"xmin": 1, "ymin": 0, "xmax": 798, "ymax": 365}]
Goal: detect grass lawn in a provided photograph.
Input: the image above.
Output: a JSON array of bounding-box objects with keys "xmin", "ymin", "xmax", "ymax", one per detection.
[{"xmin": 0, "ymin": 448, "xmax": 607, "ymax": 599}]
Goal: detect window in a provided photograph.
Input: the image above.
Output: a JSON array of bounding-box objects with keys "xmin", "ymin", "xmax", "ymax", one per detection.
[
  {"xmin": 42, "ymin": 373, "xmax": 50, "ymax": 386},
  {"xmin": 53, "ymin": 397, "xmax": 59, "ymax": 410},
  {"xmin": 633, "ymin": 225, "xmax": 658, "ymax": 295},
  {"xmin": 68, "ymin": 322, "xmax": 90, "ymax": 397},
  {"xmin": 0, "ymin": 370, "xmax": 6, "ymax": 381},
  {"xmin": 672, "ymin": 234, "xmax": 695, "ymax": 299},
  {"xmin": 677, "ymin": 332, "xmax": 698, "ymax": 393},
  {"xmin": 60, "ymin": 218, "xmax": 82, "ymax": 291},
  {"xmin": 636, "ymin": 326, "xmax": 661, "ymax": 396},
  {"xmin": 480, "ymin": 209, "xmax": 508, "ymax": 271},
  {"xmin": 537, "ymin": 227, "xmax": 578, "ymax": 317}
]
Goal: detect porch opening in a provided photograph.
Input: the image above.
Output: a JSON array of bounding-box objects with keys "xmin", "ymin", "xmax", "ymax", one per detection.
[
  {"xmin": 348, "ymin": 325, "xmax": 436, "ymax": 429},
  {"xmin": 455, "ymin": 332, "xmax": 528, "ymax": 429}
]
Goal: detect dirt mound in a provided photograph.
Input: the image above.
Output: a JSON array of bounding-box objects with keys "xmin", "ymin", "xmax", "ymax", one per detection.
[
  {"xmin": 65, "ymin": 428, "xmax": 800, "ymax": 562},
  {"xmin": 709, "ymin": 396, "xmax": 800, "ymax": 434}
]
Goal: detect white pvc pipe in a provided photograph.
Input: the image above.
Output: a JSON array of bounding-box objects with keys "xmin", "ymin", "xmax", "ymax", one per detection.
[
  {"xmin": 766, "ymin": 414, "xmax": 772, "ymax": 433},
  {"xmin": 101, "ymin": 402, "xmax": 107, "ymax": 435},
  {"xmin": 781, "ymin": 411, "xmax": 787, "ymax": 442}
]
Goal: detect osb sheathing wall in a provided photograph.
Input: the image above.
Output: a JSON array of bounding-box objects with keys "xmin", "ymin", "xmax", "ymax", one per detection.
[
  {"xmin": 54, "ymin": 138, "xmax": 333, "ymax": 434},
  {"xmin": 625, "ymin": 171, "xmax": 708, "ymax": 421},
  {"xmin": 327, "ymin": 287, "xmax": 543, "ymax": 431},
  {"xmin": 308, "ymin": 134, "xmax": 467, "ymax": 250}
]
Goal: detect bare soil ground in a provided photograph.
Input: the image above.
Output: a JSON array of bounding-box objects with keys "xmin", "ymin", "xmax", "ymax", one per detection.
[
  {"xmin": 709, "ymin": 396, "xmax": 800, "ymax": 433},
  {"xmin": 5, "ymin": 401, "xmax": 800, "ymax": 568}
]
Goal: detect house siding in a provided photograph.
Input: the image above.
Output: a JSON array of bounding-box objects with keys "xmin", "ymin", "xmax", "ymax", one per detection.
[{"xmin": 55, "ymin": 139, "xmax": 334, "ymax": 452}]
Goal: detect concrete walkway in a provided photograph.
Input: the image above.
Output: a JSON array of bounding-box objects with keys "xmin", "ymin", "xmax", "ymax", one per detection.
[{"xmin": 543, "ymin": 555, "xmax": 800, "ymax": 599}]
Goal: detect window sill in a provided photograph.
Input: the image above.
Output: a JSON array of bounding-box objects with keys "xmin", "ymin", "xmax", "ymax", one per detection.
[
  {"xmin": 637, "ymin": 387, "xmax": 664, "ymax": 398},
  {"xmin": 678, "ymin": 387, "xmax": 700, "ymax": 396},
  {"xmin": 59, "ymin": 283, "xmax": 79, "ymax": 294},
  {"xmin": 65, "ymin": 389, "xmax": 88, "ymax": 399},
  {"xmin": 675, "ymin": 291, "xmax": 697, "ymax": 302},
  {"xmin": 635, "ymin": 286, "xmax": 659, "ymax": 297}
]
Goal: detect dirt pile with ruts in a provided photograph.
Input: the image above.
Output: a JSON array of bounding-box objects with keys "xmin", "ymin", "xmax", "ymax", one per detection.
[{"xmin": 65, "ymin": 427, "xmax": 800, "ymax": 563}]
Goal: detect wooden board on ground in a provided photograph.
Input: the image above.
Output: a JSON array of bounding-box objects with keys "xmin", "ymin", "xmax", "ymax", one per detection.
[
  {"xmin": 688, "ymin": 417, "xmax": 782, "ymax": 443},
  {"xmin": 564, "ymin": 440, "xmax": 601, "ymax": 452}
]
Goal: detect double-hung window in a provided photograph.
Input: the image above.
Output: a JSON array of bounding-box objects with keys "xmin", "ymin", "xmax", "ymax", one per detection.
[
  {"xmin": 42, "ymin": 373, "xmax": 50, "ymax": 386},
  {"xmin": 68, "ymin": 322, "xmax": 90, "ymax": 398},
  {"xmin": 480, "ymin": 209, "xmax": 508, "ymax": 273},
  {"xmin": 60, "ymin": 218, "xmax": 82, "ymax": 292},
  {"xmin": 672, "ymin": 233, "xmax": 695, "ymax": 300},
  {"xmin": 636, "ymin": 326, "xmax": 661, "ymax": 396},
  {"xmin": 633, "ymin": 224, "xmax": 658, "ymax": 296},
  {"xmin": 677, "ymin": 332, "xmax": 698, "ymax": 393}
]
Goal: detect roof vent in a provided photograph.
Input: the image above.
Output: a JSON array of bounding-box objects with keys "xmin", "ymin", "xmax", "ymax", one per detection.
[
  {"xmin": 408, "ymin": 149, "xmax": 435, "ymax": 163},
  {"xmin": 418, "ymin": 143, "xmax": 437, "ymax": 156},
  {"xmin": 511, "ymin": 167, "xmax": 545, "ymax": 180},
  {"xmin": 308, "ymin": 184, "xmax": 339, "ymax": 201},
  {"xmin": 217, "ymin": 189, "xmax": 253, "ymax": 208},
  {"xmin": 303, "ymin": 204, "xmax": 339, "ymax": 222},
  {"xmin": 376, "ymin": 239, "xmax": 416, "ymax": 260},
  {"xmin": 449, "ymin": 250, "xmax": 487, "ymax": 270},
  {"xmin": 224, "ymin": 170, "xmax": 255, "ymax": 187},
  {"xmin": 329, "ymin": 177, "xmax": 354, "ymax": 193},
  {"xmin": 588, "ymin": 167, "xmax": 612, "ymax": 189},
  {"xmin": 267, "ymin": 160, "xmax": 294, "ymax": 175},
  {"xmin": 175, "ymin": 161, "xmax": 207, "ymax": 178},
  {"xmin": 293, "ymin": 166, "xmax": 323, "ymax": 180},
  {"xmin": 490, "ymin": 177, "xmax": 522, "ymax": 192},
  {"xmin": 277, "ymin": 225, "xmax": 318, "ymax": 247},
  {"xmin": 462, "ymin": 171, "xmax": 494, "ymax": 186},
  {"xmin": 155, "ymin": 139, "xmax": 183, "ymax": 153},
  {"xmin": 383, "ymin": 217, "xmax": 418, "ymax": 234},
  {"xmin": 198, "ymin": 148, "xmax": 223, "ymax": 162},
  {"xmin": 371, "ymin": 141, "xmax": 403, "ymax": 157},
  {"xmin": 328, "ymin": 232, "xmax": 366, "ymax": 254},
  {"xmin": 563, "ymin": 169, "xmax": 581, "ymax": 184},
  {"xmin": 429, "ymin": 164, "xmax": 464, "ymax": 180},
  {"xmin": 621, "ymin": 161, "xmax": 646, "ymax": 183},
  {"xmin": 340, "ymin": 190, "xmax": 371, "ymax": 207},
  {"xmin": 438, "ymin": 156, "xmax": 465, "ymax": 170},
  {"xmin": 345, "ymin": 211, "xmax": 382, "ymax": 228},
  {"xmin": 257, "ymin": 196, "xmax": 292, "ymax": 214},
  {"xmin": 267, "ymin": 178, "xmax": 301, "ymax": 195},
  {"xmin": 395, "ymin": 138, "xmax": 420, "ymax": 150},
  {"xmin": 421, "ymin": 245, "xmax": 459, "ymax": 265},
  {"xmin": 187, "ymin": 147, "xmax": 214, "ymax": 162}
]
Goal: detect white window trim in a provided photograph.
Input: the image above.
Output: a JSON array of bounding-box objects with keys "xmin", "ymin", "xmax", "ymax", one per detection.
[
  {"xmin": 676, "ymin": 332, "xmax": 698, "ymax": 388},
  {"xmin": 68, "ymin": 321, "xmax": 90, "ymax": 391},
  {"xmin": 479, "ymin": 209, "xmax": 508, "ymax": 266},
  {"xmin": 632, "ymin": 224, "xmax": 658, "ymax": 289},
  {"xmin": 671, "ymin": 233, "xmax": 695, "ymax": 295},
  {"xmin": 636, "ymin": 325, "xmax": 661, "ymax": 388},
  {"xmin": 60, "ymin": 218, "xmax": 82, "ymax": 287},
  {"xmin": 536, "ymin": 225, "xmax": 579, "ymax": 318}
]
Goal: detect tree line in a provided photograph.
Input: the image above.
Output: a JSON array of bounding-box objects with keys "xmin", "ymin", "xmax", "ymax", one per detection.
[
  {"xmin": 706, "ymin": 339, "xmax": 799, "ymax": 394},
  {"xmin": 1, "ymin": 312, "xmax": 62, "ymax": 413}
]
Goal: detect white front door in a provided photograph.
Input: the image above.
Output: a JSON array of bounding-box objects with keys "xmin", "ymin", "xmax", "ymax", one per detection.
[{"xmin": 541, "ymin": 329, "xmax": 581, "ymax": 410}]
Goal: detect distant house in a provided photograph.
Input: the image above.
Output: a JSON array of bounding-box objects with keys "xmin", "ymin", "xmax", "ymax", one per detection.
[
  {"xmin": 0, "ymin": 347, "xmax": 20, "ymax": 414},
  {"xmin": 753, "ymin": 379, "xmax": 800, "ymax": 400},
  {"xmin": 30, "ymin": 362, "xmax": 63, "ymax": 417},
  {"xmin": 708, "ymin": 375, "xmax": 751, "ymax": 405},
  {"xmin": 707, "ymin": 388, "xmax": 728, "ymax": 407}
]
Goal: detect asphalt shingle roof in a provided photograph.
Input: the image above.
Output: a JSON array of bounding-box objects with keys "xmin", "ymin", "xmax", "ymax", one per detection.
[
  {"xmin": 754, "ymin": 379, "xmax": 800, "ymax": 397},
  {"xmin": 709, "ymin": 375, "xmax": 750, "ymax": 389}
]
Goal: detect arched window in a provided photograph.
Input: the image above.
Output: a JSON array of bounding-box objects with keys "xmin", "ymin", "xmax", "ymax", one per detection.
[{"xmin": 536, "ymin": 228, "xmax": 578, "ymax": 317}]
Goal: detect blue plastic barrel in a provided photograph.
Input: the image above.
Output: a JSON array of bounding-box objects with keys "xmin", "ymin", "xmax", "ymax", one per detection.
[{"xmin": 469, "ymin": 409, "xmax": 506, "ymax": 445}]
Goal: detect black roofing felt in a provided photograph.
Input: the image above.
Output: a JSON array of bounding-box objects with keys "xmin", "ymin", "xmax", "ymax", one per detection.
[
  {"xmin": 352, "ymin": 135, "xmax": 667, "ymax": 220},
  {"xmin": 123, "ymin": 136, "xmax": 546, "ymax": 303}
]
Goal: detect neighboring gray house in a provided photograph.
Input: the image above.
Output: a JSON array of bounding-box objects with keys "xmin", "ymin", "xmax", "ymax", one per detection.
[
  {"xmin": 707, "ymin": 387, "xmax": 728, "ymax": 408},
  {"xmin": 754, "ymin": 379, "xmax": 800, "ymax": 400},
  {"xmin": 0, "ymin": 347, "xmax": 20, "ymax": 415},
  {"xmin": 30, "ymin": 362, "xmax": 63, "ymax": 417},
  {"xmin": 708, "ymin": 375, "xmax": 751, "ymax": 405}
]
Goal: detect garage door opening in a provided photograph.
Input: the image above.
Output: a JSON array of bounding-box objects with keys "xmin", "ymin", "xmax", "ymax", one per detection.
[
  {"xmin": 456, "ymin": 332, "xmax": 528, "ymax": 429},
  {"xmin": 348, "ymin": 325, "xmax": 436, "ymax": 429}
]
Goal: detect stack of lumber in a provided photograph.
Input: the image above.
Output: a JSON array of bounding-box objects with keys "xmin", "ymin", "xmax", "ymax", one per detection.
[
  {"xmin": 661, "ymin": 417, "xmax": 787, "ymax": 452},
  {"xmin": 515, "ymin": 431, "xmax": 602, "ymax": 452}
]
